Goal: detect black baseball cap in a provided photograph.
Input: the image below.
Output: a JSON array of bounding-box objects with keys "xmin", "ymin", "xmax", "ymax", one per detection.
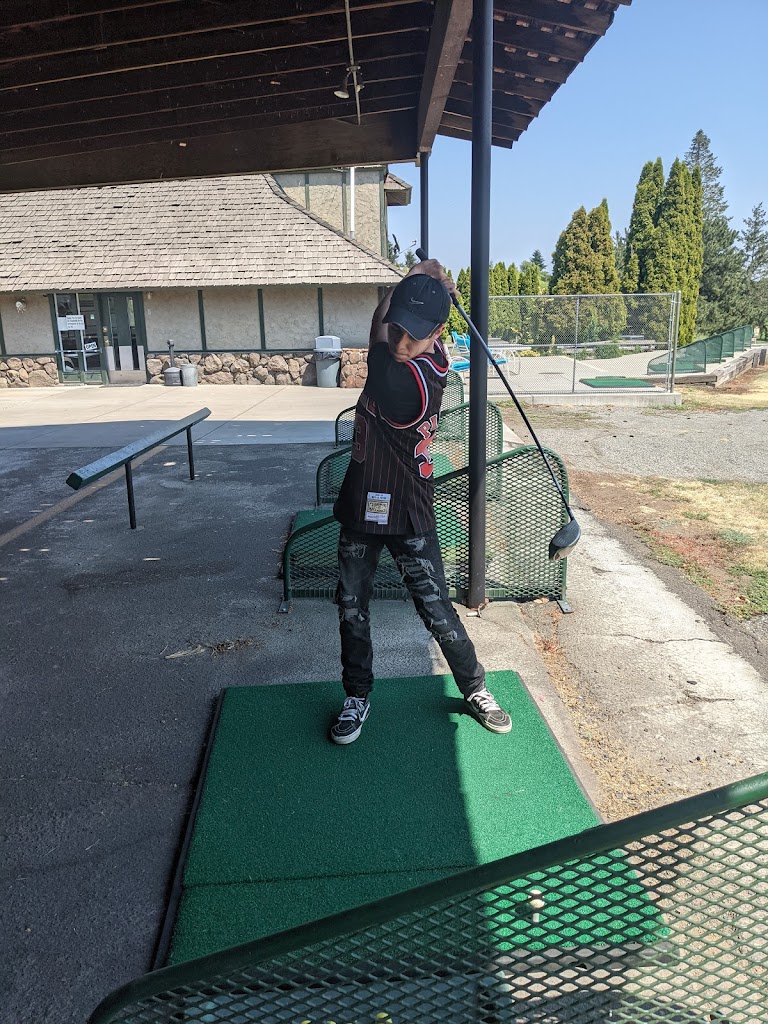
[{"xmin": 383, "ymin": 274, "xmax": 451, "ymax": 341}]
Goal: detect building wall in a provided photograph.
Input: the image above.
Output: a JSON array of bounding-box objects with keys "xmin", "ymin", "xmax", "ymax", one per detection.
[
  {"xmin": 261, "ymin": 286, "xmax": 319, "ymax": 349},
  {"xmin": 273, "ymin": 168, "xmax": 385, "ymax": 256},
  {"xmin": 322, "ymin": 285, "xmax": 380, "ymax": 347},
  {"xmin": 144, "ymin": 288, "xmax": 201, "ymax": 350},
  {"xmin": 202, "ymin": 287, "xmax": 262, "ymax": 350},
  {"xmin": 0, "ymin": 294, "xmax": 53, "ymax": 354}
]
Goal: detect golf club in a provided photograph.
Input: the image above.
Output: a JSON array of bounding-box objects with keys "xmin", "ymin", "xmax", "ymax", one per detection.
[{"xmin": 415, "ymin": 248, "xmax": 580, "ymax": 560}]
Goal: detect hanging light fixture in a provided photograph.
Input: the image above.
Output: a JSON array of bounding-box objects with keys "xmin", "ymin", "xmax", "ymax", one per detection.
[
  {"xmin": 334, "ymin": 64, "xmax": 364, "ymax": 101},
  {"xmin": 332, "ymin": 0, "xmax": 363, "ymax": 124}
]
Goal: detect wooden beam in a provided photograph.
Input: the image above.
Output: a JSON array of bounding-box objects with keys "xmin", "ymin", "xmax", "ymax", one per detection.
[
  {"xmin": 416, "ymin": 0, "xmax": 472, "ymax": 152},
  {"xmin": 0, "ymin": 78, "xmax": 422, "ymax": 148},
  {"xmin": 0, "ymin": 32, "xmax": 427, "ymax": 111},
  {"xmin": 439, "ymin": 109, "xmax": 521, "ymax": 142},
  {"xmin": 0, "ymin": 6, "xmax": 431, "ymax": 90},
  {"xmin": 0, "ymin": 0, "xmax": 421, "ymax": 61},
  {"xmin": 437, "ymin": 122, "xmax": 513, "ymax": 148},
  {"xmin": 490, "ymin": 21, "xmax": 593, "ymax": 63},
  {"xmin": 0, "ymin": 58, "xmax": 425, "ymax": 136},
  {"xmin": 0, "ymin": 110, "xmax": 419, "ymax": 192},
  {"xmin": 452, "ymin": 61, "xmax": 554, "ymax": 101},
  {"xmin": 443, "ymin": 96, "xmax": 530, "ymax": 131},
  {"xmin": 495, "ymin": 0, "xmax": 613, "ymax": 35},
  {"xmin": 448, "ymin": 79, "xmax": 543, "ymax": 117}
]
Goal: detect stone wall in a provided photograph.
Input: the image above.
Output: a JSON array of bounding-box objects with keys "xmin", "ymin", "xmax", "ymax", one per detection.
[
  {"xmin": 146, "ymin": 351, "xmax": 318, "ymax": 385},
  {"xmin": 340, "ymin": 347, "xmax": 368, "ymax": 388},
  {"xmin": 0, "ymin": 355, "xmax": 59, "ymax": 387}
]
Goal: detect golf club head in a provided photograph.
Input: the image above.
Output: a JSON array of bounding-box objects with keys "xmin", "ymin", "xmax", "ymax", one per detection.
[{"xmin": 549, "ymin": 516, "xmax": 581, "ymax": 561}]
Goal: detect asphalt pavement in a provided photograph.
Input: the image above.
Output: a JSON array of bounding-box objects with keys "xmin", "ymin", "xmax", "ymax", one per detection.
[{"xmin": 2, "ymin": 384, "xmax": 767, "ymax": 1024}]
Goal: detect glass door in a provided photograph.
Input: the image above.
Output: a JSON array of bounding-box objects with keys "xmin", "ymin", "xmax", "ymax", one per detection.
[
  {"xmin": 54, "ymin": 292, "xmax": 104, "ymax": 383},
  {"xmin": 99, "ymin": 293, "xmax": 147, "ymax": 382}
]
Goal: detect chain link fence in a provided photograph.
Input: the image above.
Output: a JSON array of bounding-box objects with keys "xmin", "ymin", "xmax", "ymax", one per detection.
[
  {"xmin": 88, "ymin": 773, "xmax": 768, "ymax": 1024},
  {"xmin": 461, "ymin": 293, "xmax": 680, "ymax": 396}
]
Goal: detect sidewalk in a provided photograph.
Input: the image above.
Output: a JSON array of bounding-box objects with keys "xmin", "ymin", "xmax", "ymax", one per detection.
[{"xmin": 2, "ymin": 384, "xmax": 766, "ymax": 1023}]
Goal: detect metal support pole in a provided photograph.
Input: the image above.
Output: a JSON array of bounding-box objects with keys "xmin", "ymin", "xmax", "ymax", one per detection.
[
  {"xmin": 420, "ymin": 152, "xmax": 429, "ymax": 256},
  {"xmin": 187, "ymin": 427, "xmax": 196, "ymax": 480},
  {"xmin": 571, "ymin": 295, "xmax": 580, "ymax": 393},
  {"xmin": 468, "ymin": 0, "xmax": 492, "ymax": 609},
  {"xmin": 125, "ymin": 461, "xmax": 137, "ymax": 529}
]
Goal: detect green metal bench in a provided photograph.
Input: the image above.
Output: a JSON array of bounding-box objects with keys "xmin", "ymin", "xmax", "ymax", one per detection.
[
  {"xmin": 334, "ymin": 368, "xmax": 465, "ymax": 447},
  {"xmin": 87, "ymin": 771, "xmax": 768, "ymax": 1024},
  {"xmin": 317, "ymin": 400, "xmax": 504, "ymax": 507},
  {"xmin": 284, "ymin": 445, "xmax": 570, "ymax": 608},
  {"xmin": 65, "ymin": 408, "xmax": 211, "ymax": 529}
]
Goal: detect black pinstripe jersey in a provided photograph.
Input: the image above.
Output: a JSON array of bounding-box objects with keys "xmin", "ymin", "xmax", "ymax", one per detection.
[{"xmin": 333, "ymin": 339, "xmax": 449, "ymax": 535}]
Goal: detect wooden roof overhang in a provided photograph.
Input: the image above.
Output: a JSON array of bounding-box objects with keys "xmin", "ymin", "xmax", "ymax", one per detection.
[{"xmin": 0, "ymin": 0, "xmax": 630, "ymax": 192}]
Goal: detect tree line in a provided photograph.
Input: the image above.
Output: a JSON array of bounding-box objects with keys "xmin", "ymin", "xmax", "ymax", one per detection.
[{"xmin": 398, "ymin": 131, "xmax": 766, "ymax": 347}]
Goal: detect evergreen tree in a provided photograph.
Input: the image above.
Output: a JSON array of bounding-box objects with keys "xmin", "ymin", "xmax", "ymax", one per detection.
[
  {"xmin": 621, "ymin": 158, "xmax": 664, "ymax": 293},
  {"xmin": 519, "ymin": 261, "xmax": 543, "ymax": 296},
  {"xmin": 531, "ymin": 250, "xmax": 547, "ymax": 272},
  {"xmin": 684, "ymin": 130, "xmax": 749, "ymax": 334},
  {"xmin": 613, "ymin": 230, "xmax": 627, "ymax": 275},
  {"xmin": 685, "ymin": 130, "xmax": 727, "ymax": 220},
  {"xmin": 549, "ymin": 206, "xmax": 596, "ymax": 294},
  {"xmin": 588, "ymin": 199, "xmax": 621, "ymax": 292},
  {"xmin": 741, "ymin": 204, "xmax": 768, "ymax": 335},
  {"xmin": 507, "ymin": 263, "xmax": 519, "ymax": 296},
  {"xmin": 448, "ymin": 266, "xmax": 470, "ymax": 337}
]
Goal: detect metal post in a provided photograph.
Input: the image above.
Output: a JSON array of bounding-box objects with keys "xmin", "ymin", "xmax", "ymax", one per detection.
[
  {"xmin": 125, "ymin": 461, "xmax": 137, "ymax": 529},
  {"xmin": 468, "ymin": 0, "xmax": 492, "ymax": 609},
  {"xmin": 420, "ymin": 151, "xmax": 429, "ymax": 256},
  {"xmin": 571, "ymin": 295, "xmax": 580, "ymax": 393},
  {"xmin": 187, "ymin": 426, "xmax": 196, "ymax": 480},
  {"xmin": 668, "ymin": 291, "xmax": 681, "ymax": 393}
]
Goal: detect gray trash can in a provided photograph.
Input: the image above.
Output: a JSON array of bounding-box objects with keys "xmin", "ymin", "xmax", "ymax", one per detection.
[
  {"xmin": 163, "ymin": 366, "xmax": 182, "ymax": 386},
  {"xmin": 314, "ymin": 335, "xmax": 342, "ymax": 387},
  {"xmin": 316, "ymin": 355, "xmax": 340, "ymax": 388},
  {"xmin": 180, "ymin": 363, "xmax": 198, "ymax": 386}
]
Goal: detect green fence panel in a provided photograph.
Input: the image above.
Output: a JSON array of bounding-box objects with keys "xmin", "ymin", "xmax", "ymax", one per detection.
[
  {"xmin": 334, "ymin": 370, "xmax": 466, "ymax": 447},
  {"xmin": 647, "ymin": 339, "xmax": 706, "ymax": 376},
  {"xmin": 704, "ymin": 334, "xmax": 723, "ymax": 366},
  {"xmin": 288, "ymin": 445, "xmax": 567, "ymax": 603},
  {"xmin": 88, "ymin": 772, "xmax": 768, "ymax": 1024},
  {"xmin": 318, "ymin": 401, "xmax": 503, "ymax": 507}
]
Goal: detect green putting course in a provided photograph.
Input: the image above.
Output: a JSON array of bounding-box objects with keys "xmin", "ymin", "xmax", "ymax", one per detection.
[
  {"xmin": 580, "ymin": 376, "xmax": 655, "ymax": 388},
  {"xmin": 164, "ymin": 671, "xmax": 668, "ymax": 965}
]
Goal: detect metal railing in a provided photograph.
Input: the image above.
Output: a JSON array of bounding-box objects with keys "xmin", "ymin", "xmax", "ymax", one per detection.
[
  {"xmin": 87, "ymin": 771, "xmax": 768, "ymax": 1024},
  {"xmin": 65, "ymin": 408, "xmax": 211, "ymax": 529},
  {"xmin": 474, "ymin": 293, "xmax": 678, "ymax": 395}
]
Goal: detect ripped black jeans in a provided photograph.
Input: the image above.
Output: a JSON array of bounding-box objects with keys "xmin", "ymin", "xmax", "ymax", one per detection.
[{"xmin": 335, "ymin": 527, "xmax": 486, "ymax": 699}]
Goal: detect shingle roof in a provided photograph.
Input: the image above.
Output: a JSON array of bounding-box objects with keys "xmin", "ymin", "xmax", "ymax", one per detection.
[{"xmin": 0, "ymin": 174, "xmax": 402, "ymax": 291}]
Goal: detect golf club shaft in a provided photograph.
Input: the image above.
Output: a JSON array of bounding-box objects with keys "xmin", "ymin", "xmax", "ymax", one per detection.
[{"xmin": 414, "ymin": 248, "xmax": 574, "ymax": 518}]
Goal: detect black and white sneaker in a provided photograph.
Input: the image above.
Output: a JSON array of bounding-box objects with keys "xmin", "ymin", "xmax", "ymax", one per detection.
[
  {"xmin": 330, "ymin": 696, "xmax": 371, "ymax": 745},
  {"xmin": 465, "ymin": 688, "xmax": 512, "ymax": 734}
]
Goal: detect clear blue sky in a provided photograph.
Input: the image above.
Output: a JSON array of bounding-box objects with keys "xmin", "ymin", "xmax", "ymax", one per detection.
[{"xmin": 387, "ymin": 0, "xmax": 768, "ymax": 276}]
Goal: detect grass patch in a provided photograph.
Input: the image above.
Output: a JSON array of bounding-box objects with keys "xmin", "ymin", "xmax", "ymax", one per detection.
[
  {"xmin": 570, "ymin": 471, "xmax": 768, "ymax": 620},
  {"xmin": 676, "ymin": 368, "xmax": 768, "ymax": 412}
]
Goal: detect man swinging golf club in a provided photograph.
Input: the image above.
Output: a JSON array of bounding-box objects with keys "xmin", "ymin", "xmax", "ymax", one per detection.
[{"xmin": 329, "ymin": 259, "xmax": 512, "ymax": 744}]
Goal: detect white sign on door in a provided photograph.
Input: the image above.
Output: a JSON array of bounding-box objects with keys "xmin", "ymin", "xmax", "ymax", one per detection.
[{"xmin": 57, "ymin": 315, "xmax": 85, "ymax": 331}]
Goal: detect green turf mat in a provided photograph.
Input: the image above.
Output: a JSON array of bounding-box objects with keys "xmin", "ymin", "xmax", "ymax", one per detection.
[
  {"xmin": 169, "ymin": 671, "xmax": 610, "ymax": 963},
  {"xmin": 580, "ymin": 376, "xmax": 655, "ymax": 388}
]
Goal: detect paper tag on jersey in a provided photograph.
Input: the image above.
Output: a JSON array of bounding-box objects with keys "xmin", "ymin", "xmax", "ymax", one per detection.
[{"xmin": 365, "ymin": 491, "xmax": 391, "ymax": 525}]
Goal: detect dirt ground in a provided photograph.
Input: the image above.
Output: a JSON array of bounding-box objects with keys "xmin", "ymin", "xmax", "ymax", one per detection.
[{"xmin": 500, "ymin": 370, "xmax": 768, "ymax": 820}]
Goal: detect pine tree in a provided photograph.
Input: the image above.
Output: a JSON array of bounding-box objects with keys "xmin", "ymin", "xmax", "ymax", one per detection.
[
  {"xmin": 684, "ymin": 130, "xmax": 749, "ymax": 335},
  {"xmin": 531, "ymin": 250, "xmax": 547, "ymax": 272},
  {"xmin": 622, "ymin": 158, "xmax": 665, "ymax": 293},
  {"xmin": 741, "ymin": 203, "xmax": 768, "ymax": 335}
]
